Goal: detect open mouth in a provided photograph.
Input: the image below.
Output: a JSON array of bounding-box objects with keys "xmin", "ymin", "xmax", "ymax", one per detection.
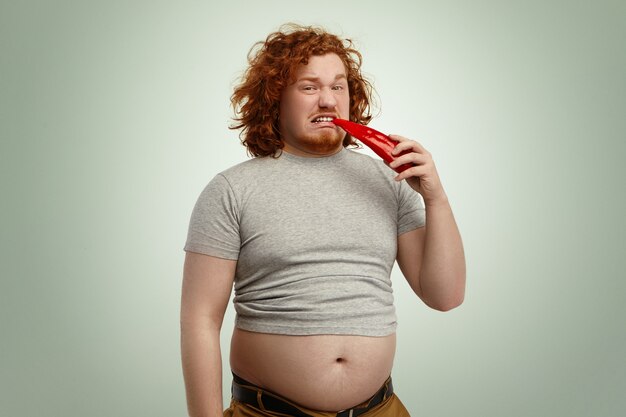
[{"xmin": 311, "ymin": 116, "xmax": 335, "ymax": 123}]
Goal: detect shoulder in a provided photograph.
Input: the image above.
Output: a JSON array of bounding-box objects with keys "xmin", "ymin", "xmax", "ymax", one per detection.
[
  {"xmin": 344, "ymin": 148, "xmax": 398, "ymax": 182},
  {"xmin": 214, "ymin": 155, "xmax": 277, "ymax": 186},
  {"xmin": 220, "ymin": 156, "xmax": 272, "ymax": 177},
  {"xmin": 345, "ymin": 148, "xmax": 423, "ymax": 206}
]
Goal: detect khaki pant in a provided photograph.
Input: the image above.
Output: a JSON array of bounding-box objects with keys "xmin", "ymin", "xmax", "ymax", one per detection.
[{"xmin": 224, "ymin": 392, "xmax": 411, "ymax": 417}]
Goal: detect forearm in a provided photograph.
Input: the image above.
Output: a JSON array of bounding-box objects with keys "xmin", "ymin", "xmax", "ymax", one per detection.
[
  {"xmin": 419, "ymin": 197, "xmax": 466, "ymax": 310},
  {"xmin": 180, "ymin": 324, "xmax": 224, "ymax": 417}
]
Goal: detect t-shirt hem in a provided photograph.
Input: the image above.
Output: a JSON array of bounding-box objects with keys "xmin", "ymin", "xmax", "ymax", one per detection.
[
  {"xmin": 235, "ymin": 319, "xmax": 397, "ymax": 337},
  {"xmin": 398, "ymin": 213, "xmax": 426, "ymax": 235},
  {"xmin": 183, "ymin": 243, "xmax": 239, "ymax": 260}
]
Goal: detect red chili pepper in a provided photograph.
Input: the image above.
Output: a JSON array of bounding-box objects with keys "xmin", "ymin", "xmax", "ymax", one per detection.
[{"xmin": 332, "ymin": 118, "xmax": 412, "ymax": 173}]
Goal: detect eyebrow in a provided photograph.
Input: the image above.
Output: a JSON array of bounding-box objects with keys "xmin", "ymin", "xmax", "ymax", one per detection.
[{"xmin": 296, "ymin": 74, "xmax": 347, "ymax": 83}]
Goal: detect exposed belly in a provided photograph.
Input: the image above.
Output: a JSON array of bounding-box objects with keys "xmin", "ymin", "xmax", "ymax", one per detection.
[{"xmin": 229, "ymin": 328, "xmax": 396, "ymax": 412}]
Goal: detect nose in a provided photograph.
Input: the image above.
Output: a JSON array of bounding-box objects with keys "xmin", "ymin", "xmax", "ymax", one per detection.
[{"xmin": 318, "ymin": 87, "xmax": 337, "ymax": 108}]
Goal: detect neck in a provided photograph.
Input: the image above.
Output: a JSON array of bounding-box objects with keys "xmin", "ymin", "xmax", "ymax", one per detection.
[{"xmin": 281, "ymin": 141, "xmax": 344, "ymax": 158}]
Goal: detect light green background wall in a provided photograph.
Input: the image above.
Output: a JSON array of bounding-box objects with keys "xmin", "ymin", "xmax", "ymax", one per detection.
[{"xmin": 1, "ymin": 1, "xmax": 625, "ymax": 416}]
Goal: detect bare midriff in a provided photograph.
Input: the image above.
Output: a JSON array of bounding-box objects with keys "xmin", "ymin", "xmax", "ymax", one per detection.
[{"xmin": 229, "ymin": 328, "xmax": 396, "ymax": 412}]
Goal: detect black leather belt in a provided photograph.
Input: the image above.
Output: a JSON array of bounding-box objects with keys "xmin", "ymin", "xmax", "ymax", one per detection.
[{"xmin": 231, "ymin": 374, "xmax": 393, "ymax": 417}]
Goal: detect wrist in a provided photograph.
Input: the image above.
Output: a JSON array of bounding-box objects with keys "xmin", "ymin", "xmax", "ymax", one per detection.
[{"xmin": 424, "ymin": 194, "xmax": 449, "ymax": 208}]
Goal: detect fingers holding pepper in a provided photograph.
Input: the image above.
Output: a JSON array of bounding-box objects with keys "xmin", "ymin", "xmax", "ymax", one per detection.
[
  {"xmin": 388, "ymin": 135, "xmax": 447, "ymax": 205},
  {"xmin": 331, "ymin": 118, "xmax": 448, "ymax": 204}
]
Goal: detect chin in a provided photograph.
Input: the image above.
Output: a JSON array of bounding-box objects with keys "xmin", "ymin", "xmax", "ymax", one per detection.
[{"xmin": 303, "ymin": 130, "xmax": 345, "ymax": 153}]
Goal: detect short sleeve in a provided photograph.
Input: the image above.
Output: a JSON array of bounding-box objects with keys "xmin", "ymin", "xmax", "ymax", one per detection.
[
  {"xmin": 396, "ymin": 180, "xmax": 426, "ymax": 235},
  {"xmin": 184, "ymin": 174, "xmax": 241, "ymax": 260}
]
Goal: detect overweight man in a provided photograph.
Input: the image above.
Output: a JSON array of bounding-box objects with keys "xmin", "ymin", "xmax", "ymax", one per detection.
[{"xmin": 180, "ymin": 24, "xmax": 466, "ymax": 417}]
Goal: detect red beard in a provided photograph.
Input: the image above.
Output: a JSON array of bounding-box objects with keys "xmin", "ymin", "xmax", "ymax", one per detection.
[{"xmin": 299, "ymin": 128, "xmax": 345, "ymax": 153}]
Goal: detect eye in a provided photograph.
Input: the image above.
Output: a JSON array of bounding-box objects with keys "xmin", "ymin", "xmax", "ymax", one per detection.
[
  {"xmin": 302, "ymin": 85, "xmax": 317, "ymax": 91},
  {"xmin": 332, "ymin": 85, "xmax": 346, "ymax": 91}
]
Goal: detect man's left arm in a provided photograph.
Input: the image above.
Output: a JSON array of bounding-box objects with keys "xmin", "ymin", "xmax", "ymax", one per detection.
[{"xmin": 390, "ymin": 135, "xmax": 466, "ymax": 311}]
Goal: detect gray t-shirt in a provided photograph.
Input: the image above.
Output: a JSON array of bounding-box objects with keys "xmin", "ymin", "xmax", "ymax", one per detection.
[{"xmin": 184, "ymin": 147, "xmax": 425, "ymax": 336}]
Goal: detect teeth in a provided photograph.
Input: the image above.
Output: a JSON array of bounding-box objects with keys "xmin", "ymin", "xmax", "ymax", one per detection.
[{"xmin": 313, "ymin": 116, "xmax": 334, "ymax": 123}]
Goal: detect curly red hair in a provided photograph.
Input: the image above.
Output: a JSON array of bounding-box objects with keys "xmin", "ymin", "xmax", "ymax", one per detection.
[{"xmin": 230, "ymin": 24, "xmax": 376, "ymax": 157}]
